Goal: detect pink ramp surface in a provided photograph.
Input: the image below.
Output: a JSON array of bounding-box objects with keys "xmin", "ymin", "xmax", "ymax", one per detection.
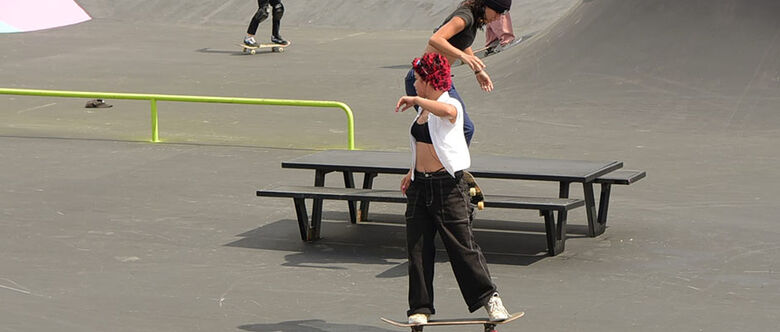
[{"xmin": 0, "ymin": 0, "xmax": 90, "ymax": 32}]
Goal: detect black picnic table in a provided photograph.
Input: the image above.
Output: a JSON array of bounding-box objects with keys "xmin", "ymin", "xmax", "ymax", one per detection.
[{"xmin": 281, "ymin": 150, "xmax": 623, "ymax": 237}]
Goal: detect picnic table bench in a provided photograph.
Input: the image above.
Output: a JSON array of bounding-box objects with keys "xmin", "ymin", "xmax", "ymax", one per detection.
[
  {"xmin": 592, "ymin": 169, "xmax": 646, "ymax": 235},
  {"xmin": 258, "ymin": 185, "xmax": 584, "ymax": 256},
  {"xmin": 257, "ymin": 150, "xmax": 644, "ymax": 255}
]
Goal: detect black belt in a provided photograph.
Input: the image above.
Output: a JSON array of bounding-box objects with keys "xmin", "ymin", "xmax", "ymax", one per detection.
[{"xmin": 415, "ymin": 170, "xmax": 462, "ymax": 179}]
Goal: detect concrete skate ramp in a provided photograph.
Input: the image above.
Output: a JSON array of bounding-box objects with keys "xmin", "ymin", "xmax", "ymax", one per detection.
[
  {"xmin": 484, "ymin": 0, "xmax": 780, "ymax": 132},
  {"xmin": 76, "ymin": 0, "xmax": 458, "ymax": 30},
  {"xmin": 75, "ymin": 0, "xmax": 578, "ymax": 32},
  {"xmin": 3, "ymin": 1, "xmax": 780, "ymax": 331}
]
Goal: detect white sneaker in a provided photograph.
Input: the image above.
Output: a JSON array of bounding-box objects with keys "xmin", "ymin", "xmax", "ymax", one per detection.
[
  {"xmin": 485, "ymin": 293, "xmax": 510, "ymax": 321},
  {"xmin": 408, "ymin": 313, "xmax": 429, "ymax": 325},
  {"xmin": 243, "ymin": 36, "xmax": 257, "ymax": 47}
]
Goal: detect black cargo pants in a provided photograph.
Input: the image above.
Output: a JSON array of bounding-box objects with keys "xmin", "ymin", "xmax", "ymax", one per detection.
[{"xmin": 405, "ymin": 170, "xmax": 497, "ymax": 316}]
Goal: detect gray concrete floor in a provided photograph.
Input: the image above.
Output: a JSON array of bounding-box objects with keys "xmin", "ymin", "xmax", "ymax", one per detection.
[{"xmin": 1, "ymin": 1, "xmax": 779, "ymax": 331}]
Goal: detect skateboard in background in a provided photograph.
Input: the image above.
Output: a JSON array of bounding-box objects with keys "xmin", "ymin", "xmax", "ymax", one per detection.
[{"xmin": 239, "ymin": 40, "xmax": 291, "ymax": 54}]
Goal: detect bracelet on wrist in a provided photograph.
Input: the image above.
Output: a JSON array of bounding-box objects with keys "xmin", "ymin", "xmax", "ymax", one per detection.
[{"xmin": 474, "ymin": 70, "xmax": 482, "ymax": 75}]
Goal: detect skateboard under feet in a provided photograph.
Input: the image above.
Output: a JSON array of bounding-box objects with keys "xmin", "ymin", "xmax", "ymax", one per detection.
[
  {"xmin": 381, "ymin": 312, "xmax": 524, "ymax": 332},
  {"xmin": 239, "ymin": 40, "xmax": 291, "ymax": 54}
]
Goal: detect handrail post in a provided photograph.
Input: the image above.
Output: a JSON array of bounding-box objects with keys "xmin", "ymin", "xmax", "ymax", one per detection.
[
  {"xmin": 338, "ymin": 103, "xmax": 356, "ymax": 150},
  {"xmin": 150, "ymin": 98, "xmax": 160, "ymax": 142}
]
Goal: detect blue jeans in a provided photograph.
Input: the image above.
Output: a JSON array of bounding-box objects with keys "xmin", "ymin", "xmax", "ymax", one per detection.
[{"xmin": 405, "ymin": 69, "xmax": 474, "ymax": 146}]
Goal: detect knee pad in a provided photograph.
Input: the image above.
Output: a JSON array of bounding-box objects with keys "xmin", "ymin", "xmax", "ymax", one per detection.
[
  {"xmin": 272, "ymin": 3, "xmax": 284, "ymax": 19},
  {"xmin": 253, "ymin": 6, "xmax": 270, "ymax": 22}
]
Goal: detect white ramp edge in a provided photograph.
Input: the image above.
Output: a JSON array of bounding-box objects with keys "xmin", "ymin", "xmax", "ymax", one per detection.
[{"xmin": 0, "ymin": 0, "xmax": 91, "ymax": 33}]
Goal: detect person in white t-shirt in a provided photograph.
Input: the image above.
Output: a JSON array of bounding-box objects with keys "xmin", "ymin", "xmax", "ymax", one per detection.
[{"xmin": 395, "ymin": 52, "xmax": 511, "ymax": 326}]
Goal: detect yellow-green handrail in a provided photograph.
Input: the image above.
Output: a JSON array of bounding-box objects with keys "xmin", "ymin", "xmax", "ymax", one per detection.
[{"xmin": 0, "ymin": 88, "xmax": 355, "ymax": 150}]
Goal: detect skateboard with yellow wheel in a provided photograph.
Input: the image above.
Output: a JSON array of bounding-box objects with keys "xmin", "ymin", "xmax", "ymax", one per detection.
[{"xmin": 462, "ymin": 170, "xmax": 485, "ymax": 210}]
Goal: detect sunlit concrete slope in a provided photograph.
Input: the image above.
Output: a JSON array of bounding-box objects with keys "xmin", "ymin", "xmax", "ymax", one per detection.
[
  {"xmin": 75, "ymin": 0, "xmax": 458, "ymax": 30},
  {"xmin": 74, "ymin": 0, "xmax": 578, "ymax": 32},
  {"xmin": 483, "ymin": 0, "xmax": 780, "ymax": 132}
]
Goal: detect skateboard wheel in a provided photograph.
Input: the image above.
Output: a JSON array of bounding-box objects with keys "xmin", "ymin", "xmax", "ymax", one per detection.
[
  {"xmin": 278, "ymin": 47, "xmax": 285, "ymax": 53},
  {"xmin": 477, "ymin": 201, "xmax": 485, "ymax": 210},
  {"xmin": 469, "ymin": 188, "xmax": 477, "ymax": 196},
  {"xmin": 272, "ymin": 47, "xmax": 280, "ymax": 52},
  {"xmin": 250, "ymin": 49, "xmax": 256, "ymax": 55}
]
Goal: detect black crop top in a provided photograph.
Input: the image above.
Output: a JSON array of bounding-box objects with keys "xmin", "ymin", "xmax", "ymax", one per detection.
[{"xmin": 411, "ymin": 121, "xmax": 433, "ymax": 144}]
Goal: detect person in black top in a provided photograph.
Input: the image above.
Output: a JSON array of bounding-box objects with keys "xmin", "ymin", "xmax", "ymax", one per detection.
[
  {"xmin": 243, "ymin": 0, "xmax": 289, "ymax": 47},
  {"xmin": 405, "ymin": 0, "xmax": 512, "ymax": 146}
]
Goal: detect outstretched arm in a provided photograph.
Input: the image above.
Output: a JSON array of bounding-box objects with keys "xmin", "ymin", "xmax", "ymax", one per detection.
[{"xmin": 396, "ymin": 96, "xmax": 457, "ymax": 123}]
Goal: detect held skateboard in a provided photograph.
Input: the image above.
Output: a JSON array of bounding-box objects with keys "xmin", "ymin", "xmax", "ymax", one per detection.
[
  {"xmin": 381, "ymin": 312, "xmax": 524, "ymax": 332},
  {"xmin": 452, "ymin": 33, "xmax": 533, "ymax": 66},
  {"xmin": 462, "ymin": 170, "xmax": 485, "ymax": 210},
  {"xmin": 239, "ymin": 41, "xmax": 291, "ymax": 54}
]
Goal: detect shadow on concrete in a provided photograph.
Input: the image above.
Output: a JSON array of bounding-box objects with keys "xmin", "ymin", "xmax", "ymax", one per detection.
[
  {"xmin": 238, "ymin": 319, "xmax": 395, "ymax": 332},
  {"xmin": 225, "ymin": 209, "xmax": 584, "ymax": 270},
  {"xmin": 325, "ymin": 210, "xmax": 591, "ymax": 238}
]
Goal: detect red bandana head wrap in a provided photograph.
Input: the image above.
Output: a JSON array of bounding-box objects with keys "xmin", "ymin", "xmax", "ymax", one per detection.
[{"xmin": 412, "ymin": 53, "xmax": 451, "ymax": 91}]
